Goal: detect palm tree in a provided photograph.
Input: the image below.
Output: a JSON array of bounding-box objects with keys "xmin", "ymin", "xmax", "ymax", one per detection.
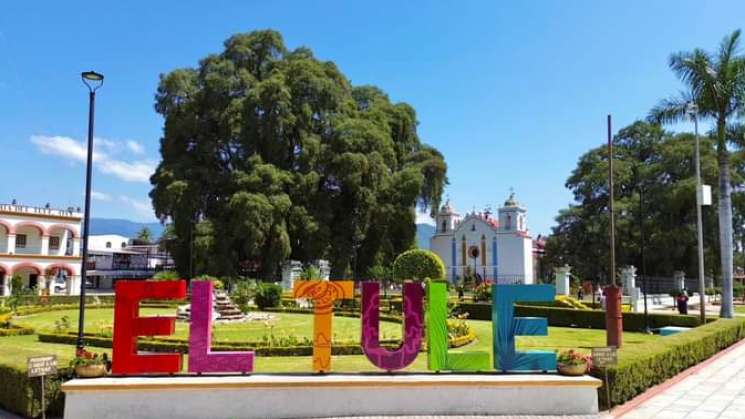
[
  {"xmin": 649, "ymin": 30, "xmax": 745, "ymax": 317},
  {"xmin": 136, "ymin": 226, "xmax": 153, "ymax": 243},
  {"xmin": 649, "ymin": 30, "xmax": 745, "ymax": 318}
]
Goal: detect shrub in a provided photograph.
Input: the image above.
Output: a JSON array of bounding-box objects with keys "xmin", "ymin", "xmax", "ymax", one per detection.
[
  {"xmin": 193, "ymin": 274, "xmax": 223, "ymax": 290},
  {"xmin": 0, "ymin": 324, "xmax": 34, "ymax": 337},
  {"xmin": 254, "ymin": 283, "xmax": 282, "ymax": 309},
  {"xmin": 596, "ymin": 318, "xmax": 745, "ymax": 408},
  {"xmin": 299, "ymin": 266, "xmax": 321, "ymax": 280},
  {"xmin": 473, "ymin": 281, "xmax": 492, "ymax": 302},
  {"xmin": 0, "ymin": 364, "xmax": 66, "ymax": 418},
  {"xmin": 152, "ymin": 270, "xmax": 179, "ymax": 281},
  {"xmin": 231, "ymin": 280, "xmax": 258, "ymax": 311},
  {"xmin": 392, "ymin": 249, "xmax": 445, "ymax": 282}
]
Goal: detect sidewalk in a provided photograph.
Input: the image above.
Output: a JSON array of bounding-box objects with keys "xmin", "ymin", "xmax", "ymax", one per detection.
[{"xmin": 618, "ymin": 339, "xmax": 745, "ymax": 418}]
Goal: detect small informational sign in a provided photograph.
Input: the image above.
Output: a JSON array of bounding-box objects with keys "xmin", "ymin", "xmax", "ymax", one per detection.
[
  {"xmin": 700, "ymin": 184, "xmax": 712, "ymax": 206},
  {"xmin": 592, "ymin": 347, "xmax": 618, "ymax": 368},
  {"xmin": 27, "ymin": 355, "xmax": 57, "ymax": 378}
]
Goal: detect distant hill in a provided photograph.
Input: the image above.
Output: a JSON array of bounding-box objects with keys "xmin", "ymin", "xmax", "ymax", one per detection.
[
  {"xmin": 416, "ymin": 223, "xmax": 435, "ymax": 249},
  {"xmin": 90, "ymin": 218, "xmax": 165, "ymax": 239}
]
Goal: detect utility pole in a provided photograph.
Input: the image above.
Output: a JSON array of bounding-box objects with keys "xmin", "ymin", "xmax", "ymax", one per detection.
[{"xmin": 688, "ymin": 102, "xmax": 707, "ymax": 323}]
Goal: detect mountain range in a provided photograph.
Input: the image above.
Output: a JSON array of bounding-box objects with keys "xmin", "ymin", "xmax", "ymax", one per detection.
[{"xmin": 91, "ymin": 217, "xmax": 434, "ymax": 249}]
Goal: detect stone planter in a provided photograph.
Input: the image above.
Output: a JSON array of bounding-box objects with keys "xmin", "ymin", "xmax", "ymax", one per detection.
[
  {"xmin": 557, "ymin": 362, "xmax": 587, "ymax": 376},
  {"xmin": 75, "ymin": 364, "xmax": 107, "ymax": 378}
]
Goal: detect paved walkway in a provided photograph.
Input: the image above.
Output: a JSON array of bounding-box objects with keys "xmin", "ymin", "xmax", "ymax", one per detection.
[{"xmin": 619, "ymin": 339, "xmax": 745, "ymax": 419}]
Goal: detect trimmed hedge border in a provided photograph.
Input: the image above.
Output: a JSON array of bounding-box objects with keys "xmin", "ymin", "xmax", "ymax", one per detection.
[
  {"xmin": 595, "ymin": 317, "xmax": 745, "ymax": 409},
  {"xmin": 263, "ymin": 306, "xmax": 403, "ymax": 324},
  {"xmin": 0, "ymin": 364, "xmax": 68, "ymax": 418},
  {"xmin": 0, "ymin": 324, "xmax": 35, "ymax": 337},
  {"xmin": 454, "ymin": 302, "xmax": 713, "ymax": 331}
]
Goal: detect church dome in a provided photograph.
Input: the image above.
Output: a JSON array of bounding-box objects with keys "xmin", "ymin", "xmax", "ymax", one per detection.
[
  {"xmin": 439, "ymin": 199, "xmax": 454, "ymax": 215},
  {"xmin": 503, "ymin": 192, "xmax": 519, "ymax": 208}
]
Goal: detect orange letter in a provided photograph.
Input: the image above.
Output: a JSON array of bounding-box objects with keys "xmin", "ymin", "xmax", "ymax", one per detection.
[{"xmin": 293, "ymin": 281, "xmax": 354, "ymax": 372}]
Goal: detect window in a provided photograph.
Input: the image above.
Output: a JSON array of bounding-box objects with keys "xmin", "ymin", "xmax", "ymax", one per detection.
[
  {"xmin": 106, "ymin": 242, "xmax": 112, "ymax": 249},
  {"xmin": 441, "ymin": 220, "xmax": 447, "ymax": 233},
  {"xmin": 16, "ymin": 234, "xmax": 27, "ymax": 248},
  {"xmin": 49, "ymin": 236, "xmax": 60, "ymax": 249},
  {"xmin": 121, "ymin": 242, "xmax": 127, "ymax": 249}
]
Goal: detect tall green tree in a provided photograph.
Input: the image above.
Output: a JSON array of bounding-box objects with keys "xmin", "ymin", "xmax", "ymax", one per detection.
[
  {"xmin": 136, "ymin": 227, "xmax": 153, "ymax": 243},
  {"xmin": 648, "ymin": 30, "xmax": 745, "ymax": 318},
  {"xmin": 150, "ymin": 30, "xmax": 447, "ymax": 280},
  {"xmin": 544, "ymin": 121, "xmax": 728, "ymax": 283}
]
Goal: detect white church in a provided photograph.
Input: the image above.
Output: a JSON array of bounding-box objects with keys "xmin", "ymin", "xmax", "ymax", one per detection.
[{"xmin": 429, "ymin": 193, "xmax": 536, "ymax": 284}]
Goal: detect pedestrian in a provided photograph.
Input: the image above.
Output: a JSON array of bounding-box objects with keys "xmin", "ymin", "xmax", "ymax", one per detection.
[
  {"xmin": 677, "ymin": 292, "xmax": 689, "ymax": 315},
  {"xmin": 577, "ymin": 288, "xmax": 584, "ymax": 301}
]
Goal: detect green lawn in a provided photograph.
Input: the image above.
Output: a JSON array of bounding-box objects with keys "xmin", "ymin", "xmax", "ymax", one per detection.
[
  {"xmin": 734, "ymin": 305, "xmax": 745, "ymax": 314},
  {"xmin": 2, "ymin": 309, "xmax": 660, "ymax": 371},
  {"xmin": 12, "ymin": 307, "xmax": 403, "ymax": 343}
]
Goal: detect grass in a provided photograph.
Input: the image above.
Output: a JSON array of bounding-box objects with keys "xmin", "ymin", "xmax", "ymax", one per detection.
[
  {"xmin": 2, "ymin": 308, "xmax": 661, "ymax": 371},
  {"xmin": 12, "ymin": 307, "xmax": 403, "ymax": 343}
]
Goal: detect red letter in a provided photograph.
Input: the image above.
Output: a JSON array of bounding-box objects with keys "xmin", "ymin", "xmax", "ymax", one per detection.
[{"xmin": 112, "ymin": 280, "xmax": 186, "ymax": 374}]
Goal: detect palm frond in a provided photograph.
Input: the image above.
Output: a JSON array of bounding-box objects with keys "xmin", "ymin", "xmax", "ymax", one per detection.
[
  {"xmin": 669, "ymin": 49, "xmax": 715, "ymax": 98},
  {"xmin": 718, "ymin": 30, "xmax": 742, "ymax": 69},
  {"xmin": 647, "ymin": 93, "xmax": 691, "ymax": 125}
]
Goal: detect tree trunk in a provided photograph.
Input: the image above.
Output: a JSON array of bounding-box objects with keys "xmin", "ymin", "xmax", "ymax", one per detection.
[{"xmin": 718, "ymin": 129, "xmax": 734, "ymax": 318}]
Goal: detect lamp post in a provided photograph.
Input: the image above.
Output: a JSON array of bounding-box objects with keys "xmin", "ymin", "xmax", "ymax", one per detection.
[
  {"xmin": 687, "ymin": 102, "xmax": 706, "ymax": 324},
  {"xmin": 76, "ymin": 71, "xmax": 104, "ymax": 353}
]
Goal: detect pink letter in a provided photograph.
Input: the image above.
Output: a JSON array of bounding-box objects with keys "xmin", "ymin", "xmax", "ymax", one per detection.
[
  {"xmin": 188, "ymin": 281, "xmax": 254, "ymax": 373},
  {"xmin": 361, "ymin": 281, "xmax": 424, "ymax": 371}
]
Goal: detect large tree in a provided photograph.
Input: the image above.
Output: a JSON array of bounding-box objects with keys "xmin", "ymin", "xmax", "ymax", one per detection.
[
  {"xmin": 543, "ymin": 121, "xmax": 736, "ymax": 284},
  {"xmin": 648, "ymin": 30, "xmax": 745, "ymax": 318},
  {"xmin": 150, "ymin": 30, "xmax": 447, "ymax": 280}
]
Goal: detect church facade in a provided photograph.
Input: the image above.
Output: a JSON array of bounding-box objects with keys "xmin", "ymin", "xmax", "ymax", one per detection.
[{"xmin": 429, "ymin": 193, "xmax": 535, "ymax": 284}]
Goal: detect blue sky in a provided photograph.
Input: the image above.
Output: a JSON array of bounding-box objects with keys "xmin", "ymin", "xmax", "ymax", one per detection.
[{"xmin": 1, "ymin": 1, "xmax": 743, "ymax": 235}]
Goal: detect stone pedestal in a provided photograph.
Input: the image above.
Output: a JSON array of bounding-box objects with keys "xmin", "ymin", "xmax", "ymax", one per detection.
[
  {"xmin": 62, "ymin": 374, "xmax": 602, "ymax": 419},
  {"xmin": 554, "ymin": 265, "xmax": 571, "ymax": 296},
  {"xmin": 621, "ymin": 266, "xmax": 636, "ymax": 296},
  {"xmin": 281, "ymin": 260, "xmax": 303, "ymax": 291}
]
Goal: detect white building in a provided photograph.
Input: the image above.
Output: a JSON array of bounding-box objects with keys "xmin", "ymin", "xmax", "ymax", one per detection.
[
  {"xmin": 430, "ymin": 193, "xmax": 535, "ymax": 284},
  {"xmin": 87, "ymin": 235, "xmax": 173, "ymax": 289},
  {"xmin": 0, "ymin": 202, "xmax": 82, "ymax": 296}
]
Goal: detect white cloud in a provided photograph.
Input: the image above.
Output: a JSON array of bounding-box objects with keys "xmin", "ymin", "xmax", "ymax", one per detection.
[
  {"xmin": 91, "ymin": 191, "xmax": 112, "ymax": 202},
  {"xmin": 416, "ymin": 210, "xmax": 435, "ymax": 226},
  {"xmin": 126, "ymin": 140, "xmax": 145, "ymax": 154},
  {"xmin": 119, "ymin": 196, "xmax": 156, "ymax": 221},
  {"xmin": 100, "ymin": 160, "xmax": 155, "ymax": 183},
  {"xmin": 30, "ymin": 135, "xmax": 155, "ymax": 183}
]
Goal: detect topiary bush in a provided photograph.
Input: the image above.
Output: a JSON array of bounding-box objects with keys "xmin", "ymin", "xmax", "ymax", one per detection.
[
  {"xmin": 254, "ymin": 283, "xmax": 283, "ymax": 309},
  {"xmin": 392, "ymin": 249, "xmax": 445, "ymax": 282}
]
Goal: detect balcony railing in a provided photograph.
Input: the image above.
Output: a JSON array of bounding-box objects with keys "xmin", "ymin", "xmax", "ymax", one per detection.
[{"xmin": 0, "ymin": 203, "xmax": 82, "ymax": 218}]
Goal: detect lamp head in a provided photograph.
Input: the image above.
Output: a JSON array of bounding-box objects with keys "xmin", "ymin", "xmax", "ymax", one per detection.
[
  {"xmin": 81, "ymin": 71, "xmax": 104, "ymax": 91},
  {"xmin": 686, "ymin": 101, "xmax": 699, "ymax": 117}
]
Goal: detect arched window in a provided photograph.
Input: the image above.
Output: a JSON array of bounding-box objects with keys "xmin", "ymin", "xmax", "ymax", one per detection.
[
  {"xmin": 121, "ymin": 242, "xmax": 127, "ymax": 249},
  {"xmin": 441, "ymin": 220, "xmax": 447, "ymax": 233},
  {"xmin": 471, "ymin": 224, "xmax": 476, "ymax": 232},
  {"xmin": 506, "ymin": 215, "xmax": 512, "ymax": 230},
  {"xmin": 106, "ymin": 242, "xmax": 112, "ymax": 249}
]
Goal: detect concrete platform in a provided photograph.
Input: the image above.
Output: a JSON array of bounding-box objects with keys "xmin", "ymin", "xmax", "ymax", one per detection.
[{"xmin": 62, "ymin": 374, "xmax": 602, "ymax": 419}]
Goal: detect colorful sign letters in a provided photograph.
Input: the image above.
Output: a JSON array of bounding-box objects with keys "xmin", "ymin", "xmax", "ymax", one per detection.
[{"xmin": 110, "ymin": 280, "xmax": 555, "ymax": 375}]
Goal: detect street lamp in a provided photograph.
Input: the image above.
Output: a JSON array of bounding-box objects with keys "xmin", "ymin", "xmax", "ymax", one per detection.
[
  {"xmin": 76, "ymin": 71, "xmax": 104, "ymax": 353},
  {"xmin": 687, "ymin": 101, "xmax": 706, "ymax": 324}
]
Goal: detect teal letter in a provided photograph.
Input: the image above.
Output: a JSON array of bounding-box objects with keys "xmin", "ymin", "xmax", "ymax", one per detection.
[{"xmin": 492, "ymin": 284, "xmax": 556, "ymax": 371}]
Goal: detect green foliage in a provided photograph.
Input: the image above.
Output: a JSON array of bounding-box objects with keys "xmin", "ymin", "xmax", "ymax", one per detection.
[
  {"xmin": 596, "ymin": 318, "xmax": 745, "ymax": 408},
  {"xmin": 392, "ymin": 249, "xmax": 445, "ymax": 282},
  {"xmin": 472, "ymin": 282, "xmax": 491, "ymax": 302},
  {"xmin": 0, "ymin": 363, "xmax": 66, "ymax": 418},
  {"xmin": 194, "ymin": 274, "xmax": 223, "ymax": 290},
  {"xmin": 150, "ymin": 30, "xmax": 447, "ymax": 280},
  {"xmin": 254, "ymin": 283, "xmax": 283, "ymax": 309},
  {"xmin": 455, "ymin": 302, "xmax": 710, "ymax": 331},
  {"xmin": 136, "ymin": 226, "xmax": 153, "ymax": 243},
  {"xmin": 231, "ymin": 279, "xmax": 258, "ymax": 311},
  {"xmin": 152, "ymin": 270, "xmax": 180, "ymax": 281},
  {"xmin": 0, "ymin": 324, "xmax": 34, "ymax": 337},
  {"xmin": 541, "ymin": 120, "xmax": 745, "ymax": 282},
  {"xmin": 53, "ymin": 315, "xmax": 71, "ymax": 334},
  {"xmin": 299, "ymin": 266, "xmax": 320, "ymax": 280}
]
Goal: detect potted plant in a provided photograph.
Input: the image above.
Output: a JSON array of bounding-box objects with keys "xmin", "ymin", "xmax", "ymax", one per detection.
[
  {"xmin": 557, "ymin": 349, "xmax": 592, "ymax": 376},
  {"xmin": 70, "ymin": 349, "xmax": 108, "ymax": 378}
]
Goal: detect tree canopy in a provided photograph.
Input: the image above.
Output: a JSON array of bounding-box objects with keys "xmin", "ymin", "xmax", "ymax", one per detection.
[
  {"xmin": 150, "ymin": 30, "xmax": 447, "ymax": 279},
  {"xmin": 543, "ymin": 121, "xmax": 745, "ymax": 283}
]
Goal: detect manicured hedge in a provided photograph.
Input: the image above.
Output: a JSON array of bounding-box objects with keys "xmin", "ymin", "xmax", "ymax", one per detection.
[
  {"xmin": 454, "ymin": 302, "xmax": 712, "ymax": 331},
  {"xmin": 0, "ymin": 294, "xmax": 116, "ymax": 306},
  {"xmin": 595, "ymin": 317, "xmax": 745, "ymax": 408},
  {"xmin": 0, "ymin": 364, "xmax": 67, "ymax": 418},
  {"xmin": 263, "ymin": 306, "xmax": 403, "ymax": 324},
  {"xmin": 0, "ymin": 324, "xmax": 34, "ymax": 337}
]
